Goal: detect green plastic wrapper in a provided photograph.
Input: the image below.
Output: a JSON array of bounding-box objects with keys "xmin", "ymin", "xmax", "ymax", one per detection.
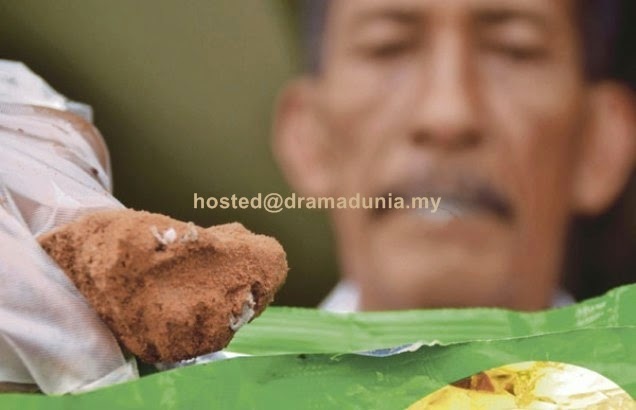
[{"xmin": 2, "ymin": 284, "xmax": 635, "ymax": 409}]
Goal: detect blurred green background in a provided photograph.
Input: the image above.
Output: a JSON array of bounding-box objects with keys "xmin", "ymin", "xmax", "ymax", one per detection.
[{"xmin": 0, "ymin": 0, "xmax": 338, "ymax": 307}]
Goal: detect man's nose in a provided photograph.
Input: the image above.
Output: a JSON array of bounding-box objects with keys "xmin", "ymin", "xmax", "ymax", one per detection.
[{"xmin": 409, "ymin": 32, "xmax": 481, "ymax": 151}]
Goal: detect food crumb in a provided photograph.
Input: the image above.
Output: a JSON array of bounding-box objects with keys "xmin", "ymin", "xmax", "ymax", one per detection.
[
  {"xmin": 180, "ymin": 222, "xmax": 199, "ymax": 243},
  {"xmin": 230, "ymin": 292, "xmax": 256, "ymax": 331},
  {"xmin": 150, "ymin": 226, "xmax": 177, "ymax": 246}
]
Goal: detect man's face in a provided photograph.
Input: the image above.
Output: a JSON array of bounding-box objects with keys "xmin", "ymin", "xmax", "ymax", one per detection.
[
  {"xmin": 275, "ymin": 0, "xmax": 635, "ymax": 310},
  {"xmin": 319, "ymin": 0, "xmax": 585, "ymax": 310}
]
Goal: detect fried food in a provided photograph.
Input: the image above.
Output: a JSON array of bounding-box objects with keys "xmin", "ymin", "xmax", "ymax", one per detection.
[{"xmin": 38, "ymin": 209, "xmax": 288, "ymax": 363}]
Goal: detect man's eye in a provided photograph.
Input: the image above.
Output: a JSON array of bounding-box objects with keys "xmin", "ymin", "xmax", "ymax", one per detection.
[
  {"xmin": 488, "ymin": 43, "xmax": 548, "ymax": 62},
  {"xmin": 362, "ymin": 40, "xmax": 416, "ymax": 59}
]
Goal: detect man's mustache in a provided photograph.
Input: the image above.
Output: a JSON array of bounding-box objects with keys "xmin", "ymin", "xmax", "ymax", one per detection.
[{"xmin": 374, "ymin": 172, "xmax": 514, "ymax": 222}]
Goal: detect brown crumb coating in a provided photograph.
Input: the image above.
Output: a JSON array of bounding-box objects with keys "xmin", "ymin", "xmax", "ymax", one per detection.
[{"xmin": 38, "ymin": 209, "xmax": 288, "ymax": 363}]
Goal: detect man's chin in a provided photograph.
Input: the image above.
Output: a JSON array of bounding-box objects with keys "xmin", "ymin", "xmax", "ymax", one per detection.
[
  {"xmin": 360, "ymin": 215, "xmax": 515, "ymax": 309},
  {"xmin": 360, "ymin": 258, "xmax": 513, "ymax": 310}
]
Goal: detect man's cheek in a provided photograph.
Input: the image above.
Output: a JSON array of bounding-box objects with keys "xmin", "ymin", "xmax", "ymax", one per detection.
[
  {"xmin": 486, "ymin": 83, "xmax": 578, "ymax": 291},
  {"xmin": 323, "ymin": 61, "xmax": 415, "ymax": 138},
  {"xmin": 484, "ymin": 75, "xmax": 580, "ymax": 187},
  {"xmin": 324, "ymin": 63, "xmax": 385, "ymax": 119}
]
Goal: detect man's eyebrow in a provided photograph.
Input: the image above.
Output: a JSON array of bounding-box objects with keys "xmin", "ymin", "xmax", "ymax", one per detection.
[
  {"xmin": 349, "ymin": 8, "xmax": 422, "ymax": 30},
  {"xmin": 474, "ymin": 8, "xmax": 551, "ymax": 31}
]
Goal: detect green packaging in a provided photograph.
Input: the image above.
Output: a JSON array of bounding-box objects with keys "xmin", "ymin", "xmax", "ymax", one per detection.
[{"xmin": 2, "ymin": 284, "xmax": 635, "ymax": 409}]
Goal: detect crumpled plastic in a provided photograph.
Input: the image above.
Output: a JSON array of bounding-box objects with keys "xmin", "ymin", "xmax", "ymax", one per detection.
[{"xmin": 0, "ymin": 60, "xmax": 138, "ymax": 394}]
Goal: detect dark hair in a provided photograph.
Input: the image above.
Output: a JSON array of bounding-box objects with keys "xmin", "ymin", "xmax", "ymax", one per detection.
[
  {"xmin": 300, "ymin": 0, "xmax": 636, "ymax": 301},
  {"xmin": 566, "ymin": 0, "xmax": 636, "ymax": 301},
  {"xmin": 579, "ymin": 0, "xmax": 621, "ymax": 80},
  {"xmin": 301, "ymin": 0, "xmax": 329, "ymax": 73}
]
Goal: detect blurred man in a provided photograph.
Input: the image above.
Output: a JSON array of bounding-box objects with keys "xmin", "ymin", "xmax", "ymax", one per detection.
[{"xmin": 273, "ymin": 0, "xmax": 636, "ymax": 311}]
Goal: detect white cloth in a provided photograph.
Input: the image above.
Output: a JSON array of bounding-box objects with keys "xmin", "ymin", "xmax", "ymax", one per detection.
[
  {"xmin": 319, "ymin": 280, "xmax": 362, "ymax": 313},
  {"xmin": 0, "ymin": 60, "xmax": 137, "ymax": 394},
  {"xmin": 320, "ymin": 280, "xmax": 575, "ymax": 313}
]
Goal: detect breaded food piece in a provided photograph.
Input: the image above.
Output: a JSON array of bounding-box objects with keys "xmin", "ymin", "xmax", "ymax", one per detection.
[{"xmin": 38, "ymin": 209, "xmax": 288, "ymax": 363}]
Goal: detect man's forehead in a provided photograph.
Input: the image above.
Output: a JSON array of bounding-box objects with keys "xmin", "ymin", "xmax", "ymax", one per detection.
[{"xmin": 329, "ymin": 0, "xmax": 571, "ymax": 24}]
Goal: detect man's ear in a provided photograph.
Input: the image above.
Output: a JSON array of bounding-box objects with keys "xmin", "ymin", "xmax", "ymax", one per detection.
[
  {"xmin": 272, "ymin": 77, "xmax": 334, "ymax": 197},
  {"xmin": 572, "ymin": 82, "xmax": 636, "ymax": 215}
]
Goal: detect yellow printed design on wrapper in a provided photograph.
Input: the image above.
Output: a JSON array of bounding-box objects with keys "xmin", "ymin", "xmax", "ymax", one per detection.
[{"xmin": 407, "ymin": 361, "xmax": 636, "ymax": 410}]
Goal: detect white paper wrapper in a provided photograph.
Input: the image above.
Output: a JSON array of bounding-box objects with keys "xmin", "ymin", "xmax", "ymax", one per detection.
[{"xmin": 0, "ymin": 60, "xmax": 138, "ymax": 394}]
